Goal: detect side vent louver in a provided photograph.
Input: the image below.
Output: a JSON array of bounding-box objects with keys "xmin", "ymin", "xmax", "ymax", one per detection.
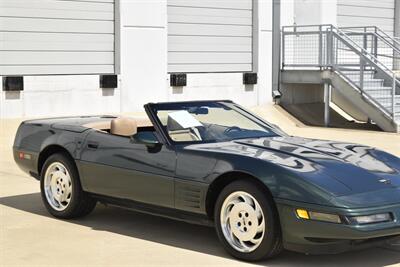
[{"xmin": 175, "ymin": 182, "xmax": 206, "ymax": 214}]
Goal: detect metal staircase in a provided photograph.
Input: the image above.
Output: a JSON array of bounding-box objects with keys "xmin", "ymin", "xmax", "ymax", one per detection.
[{"xmin": 281, "ymin": 25, "xmax": 400, "ymax": 132}]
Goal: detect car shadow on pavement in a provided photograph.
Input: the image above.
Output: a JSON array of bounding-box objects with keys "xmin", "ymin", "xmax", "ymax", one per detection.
[{"xmin": 1, "ymin": 192, "xmax": 400, "ymax": 267}]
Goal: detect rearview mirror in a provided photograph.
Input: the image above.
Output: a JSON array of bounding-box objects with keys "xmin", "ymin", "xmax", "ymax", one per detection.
[
  {"xmin": 131, "ymin": 131, "xmax": 161, "ymax": 148},
  {"xmin": 188, "ymin": 107, "xmax": 209, "ymax": 115}
]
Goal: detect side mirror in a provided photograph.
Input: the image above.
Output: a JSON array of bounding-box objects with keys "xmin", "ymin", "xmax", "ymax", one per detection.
[{"xmin": 131, "ymin": 131, "xmax": 161, "ymax": 148}]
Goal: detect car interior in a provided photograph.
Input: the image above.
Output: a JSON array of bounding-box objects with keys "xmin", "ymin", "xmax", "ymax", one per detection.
[
  {"xmin": 83, "ymin": 115, "xmax": 200, "ymax": 142},
  {"xmin": 83, "ymin": 116, "xmax": 154, "ymax": 137},
  {"xmin": 83, "ymin": 110, "xmax": 270, "ymax": 143}
]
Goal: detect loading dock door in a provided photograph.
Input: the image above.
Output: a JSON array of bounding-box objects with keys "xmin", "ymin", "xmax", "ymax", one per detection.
[
  {"xmin": 0, "ymin": 0, "xmax": 117, "ymax": 75},
  {"xmin": 167, "ymin": 0, "xmax": 254, "ymax": 73}
]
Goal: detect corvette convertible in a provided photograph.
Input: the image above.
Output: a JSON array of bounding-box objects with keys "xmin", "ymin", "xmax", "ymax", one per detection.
[{"xmin": 13, "ymin": 100, "xmax": 400, "ymax": 261}]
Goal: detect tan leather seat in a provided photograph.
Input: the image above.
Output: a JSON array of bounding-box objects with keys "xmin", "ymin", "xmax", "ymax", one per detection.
[{"xmin": 110, "ymin": 117, "xmax": 138, "ymax": 137}]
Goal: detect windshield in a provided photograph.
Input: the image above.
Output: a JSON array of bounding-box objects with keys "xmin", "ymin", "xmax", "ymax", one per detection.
[{"xmin": 151, "ymin": 101, "xmax": 279, "ymax": 143}]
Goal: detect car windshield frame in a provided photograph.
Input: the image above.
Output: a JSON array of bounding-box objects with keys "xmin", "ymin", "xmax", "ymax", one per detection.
[{"xmin": 146, "ymin": 100, "xmax": 281, "ymax": 145}]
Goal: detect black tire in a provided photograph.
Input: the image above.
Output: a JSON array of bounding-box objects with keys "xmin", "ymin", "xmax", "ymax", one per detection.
[
  {"xmin": 214, "ymin": 180, "xmax": 283, "ymax": 261},
  {"xmin": 40, "ymin": 153, "xmax": 97, "ymax": 219}
]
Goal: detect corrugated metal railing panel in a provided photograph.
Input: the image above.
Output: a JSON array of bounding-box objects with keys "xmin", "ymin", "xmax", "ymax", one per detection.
[
  {"xmin": 0, "ymin": 0, "xmax": 116, "ymax": 75},
  {"xmin": 167, "ymin": 0, "xmax": 253, "ymax": 73}
]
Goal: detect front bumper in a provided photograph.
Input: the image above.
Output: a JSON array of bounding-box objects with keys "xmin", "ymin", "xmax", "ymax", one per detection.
[{"xmin": 276, "ymin": 199, "xmax": 400, "ymax": 254}]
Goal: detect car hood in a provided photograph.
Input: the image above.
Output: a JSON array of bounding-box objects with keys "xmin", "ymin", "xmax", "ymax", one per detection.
[
  {"xmin": 189, "ymin": 136, "xmax": 400, "ymax": 200},
  {"xmin": 235, "ymin": 136, "xmax": 400, "ymax": 194}
]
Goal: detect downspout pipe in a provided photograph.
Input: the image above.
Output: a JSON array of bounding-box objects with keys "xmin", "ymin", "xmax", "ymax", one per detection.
[
  {"xmin": 394, "ymin": 0, "xmax": 400, "ymax": 70},
  {"xmin": 272, "ymin": 0, "xmax": 282, "ymax": 101}
]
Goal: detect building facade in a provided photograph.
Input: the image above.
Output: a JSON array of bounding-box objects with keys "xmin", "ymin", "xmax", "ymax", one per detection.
[{"xmin": 0, "ymin": 0, "xmax": 398, "ymax": 118}]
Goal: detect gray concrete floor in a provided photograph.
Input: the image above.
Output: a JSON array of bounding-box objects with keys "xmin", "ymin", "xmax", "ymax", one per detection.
[{"xmin": 1, "ymin": 105, "xmax": 400, "ymax": 266}]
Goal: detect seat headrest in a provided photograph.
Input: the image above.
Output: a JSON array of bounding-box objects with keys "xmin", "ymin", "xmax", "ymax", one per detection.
[{"xmin": 111, "ymin": 117, "xmax": 137, "ymax": 137}]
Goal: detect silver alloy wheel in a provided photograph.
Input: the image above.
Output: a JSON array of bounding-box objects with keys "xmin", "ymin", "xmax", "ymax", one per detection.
[
  {"xmin": 220, "ymin": 191, "xmax": 265, "ymax": 253},
  {"xmin": 44, "ymin": 162, "xmax": 72, "ymax": 211}
]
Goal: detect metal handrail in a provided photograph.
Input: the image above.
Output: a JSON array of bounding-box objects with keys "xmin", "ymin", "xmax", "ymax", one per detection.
[
  {"xmin": 375, "ymin": 27, "xmax": 400, "ymax": 50},
  {"xmin": 336, "ymin": 30, "xmax": 397, "ymax": 78},
  {"xmin": 340, "ymin": 26, "xmax": 400, "ymax": 55},
  {"xmin": 337, "ymin": 27, "xmax": 400, "ymax": 95},
  {"xmin": 282, "ymin": 24, "xmax": 399, "ymax": 120}
]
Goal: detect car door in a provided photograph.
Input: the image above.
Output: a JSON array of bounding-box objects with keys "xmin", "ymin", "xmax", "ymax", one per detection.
[{"xmin": 78, "ymin": 130, "xmax": 176, "ymax": 208}]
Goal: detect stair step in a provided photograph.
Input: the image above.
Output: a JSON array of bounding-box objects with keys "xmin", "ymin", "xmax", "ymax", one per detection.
[
  {"xmin": 344, "ymin": 75, "xmax": 376, "ymax": 81},
  {"xmin": 377, "ymin": 104, "xmax": 400, "ymax": 112},
  {"xmin": 344, "ymin": 75, "xmax": 376, "ymax": 80},
  {"xmin": 375, "ymin": 96, "xmax": 400, "ymax": 104},
  {"xmin": 378, "ymin": 102, "xmax": 400, "ymax": 112},
  {"xmin": 354, "ymin": 79, "xmax": 385, "ymax": 87},
  {"xmin": 364, "ymin": 87, "xmax": 393, "ymax": 91},
  {"xmin": 372, "ymin": 95, "xmax": 400, "ymax": 100},
  {"xmin": 363, "ymin": 87, "xmax": 393, "ymax": 97},
  {"xmin": 353, "ymin": 78, "xmax": 384, "ymax": 82},
  {"xmin": 354, "ymin": 80, "xmax": 385, "ymax": 89},
  {"xmin": 342, "ymin": 70, "xmax": 376, "ymax": 77},
  {"xmin": 338, "ymin": 70, "xmax": 400, "ymax": 126}
]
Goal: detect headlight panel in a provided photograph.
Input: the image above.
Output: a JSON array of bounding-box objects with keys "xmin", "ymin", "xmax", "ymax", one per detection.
[
  {"xmin": 296, "ymin": 209, "xmax": 341, "ymax": 224},
  {"xmin": 309, "ymin": 211, "xmax": 342, "ymax": 224},
  {"xmin": 295, "ymin": 209, "xmax": 393, "ymax": 225},
  {"xmin": 348, "ymin": 213, "xmax": 393, "ymax": 225}
]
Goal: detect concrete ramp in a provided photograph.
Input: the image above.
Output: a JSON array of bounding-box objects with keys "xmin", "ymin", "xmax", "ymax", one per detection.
[{"xmin": 281, "ymin": 102, "xmax": 381, "ymax": 131}]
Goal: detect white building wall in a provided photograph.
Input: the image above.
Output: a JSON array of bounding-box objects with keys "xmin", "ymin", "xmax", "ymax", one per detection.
[
  {"xmin": 120, "ymin": 0, "xmax": 169, "ymax": 112},
  {"xmin": 0, "ymin": 0, "xmax": 274, "ymax": 118},
  {"xmin": 120, "ymin": 0, "xmax": 274, "ymax": 113},
  {"xmin": 281, "ymin": 0, "xmax": 295, "ymax": 26},
  {"xmin": 284, "ymin": 0, "xmax": 396, "ymax": 35},
  {"xmin": 0, "ymin": 76, "xmax": 121, "ymax": 118},
  {"xmin": 292, "ymin": 0, "xmax": 337, "ymax": 26},
  {"xmin": 0, "ymin": 0, "xmax": 121, "ymax": 118},
  {"xmin": 257, "ymin": 0, "xmax": 273, "ymax": 106}
]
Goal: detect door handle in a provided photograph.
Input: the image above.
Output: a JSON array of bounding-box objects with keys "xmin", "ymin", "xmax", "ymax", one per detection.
[{"xmin": 87, "ymin": 141, "xmax": 99, "ymax": 150}]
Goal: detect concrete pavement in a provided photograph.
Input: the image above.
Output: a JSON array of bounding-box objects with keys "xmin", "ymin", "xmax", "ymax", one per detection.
[{"xmin": 1, "ymin": 105, "xmax": 400, "ymax": 267}]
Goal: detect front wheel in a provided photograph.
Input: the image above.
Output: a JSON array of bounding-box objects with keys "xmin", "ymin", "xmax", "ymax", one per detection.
[
  {"xmin": 214, "ymin": 180, "xmax": 282, "ymax": 261},
  {"xmin": 40, "ymin": 153, "xmax": 97, "ymax": 219}
]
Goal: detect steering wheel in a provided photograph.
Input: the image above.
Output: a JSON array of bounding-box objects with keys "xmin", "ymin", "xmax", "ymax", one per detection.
[{"xmin": 224, "ymin": 126, "xmax": 242, "ymax": 135}]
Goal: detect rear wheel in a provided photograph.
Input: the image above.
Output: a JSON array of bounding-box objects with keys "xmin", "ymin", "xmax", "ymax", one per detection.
[
  {"xmin": 214, "ymin": 180, "xmax": 282, "ymax": 261},
  {"xmin": 40, "ymin": 153, "xmax": 96, "ymax": 218}
]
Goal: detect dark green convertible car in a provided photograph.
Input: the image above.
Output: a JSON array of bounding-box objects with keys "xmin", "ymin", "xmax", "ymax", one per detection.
[{"xmin": 13, "ymin": 100, "xmax": 400, "ymax": 261}]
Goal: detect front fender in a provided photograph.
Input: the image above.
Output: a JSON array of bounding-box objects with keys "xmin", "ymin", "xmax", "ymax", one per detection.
[{"xmin": 208, "ymin": 153, "xmax": 341, "ymax": 206}]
